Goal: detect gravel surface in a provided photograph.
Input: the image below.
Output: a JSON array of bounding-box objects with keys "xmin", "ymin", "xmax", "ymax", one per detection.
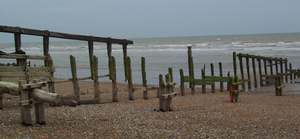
[{"xmin": 1, "ymin": 82, "xmax": 300, "ymax": 138}]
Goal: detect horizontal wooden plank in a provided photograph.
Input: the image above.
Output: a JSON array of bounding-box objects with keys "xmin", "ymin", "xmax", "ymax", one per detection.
[
  {"xmin": 0, "ymin": 54, "xmax": 45, "ymax": 60},
  {"xmin": 204, "ymin": 76, "xmax": 232, "ymax": 82},
  {"xmin": 0, "ymin": 25, "xmax": 133, "ymax": 45},
  {"xmin": 194, "ymin": 79, "xmax": 214, "ymax": 85},
  {"xmin": 0, "ymin": 66, "xmax": 24, "ymax": 72}
]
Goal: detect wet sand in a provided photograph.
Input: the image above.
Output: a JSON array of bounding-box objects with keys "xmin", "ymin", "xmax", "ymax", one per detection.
[{"xmin": 0, "ymin": 81, "xmax": 300, "ymax": 138}]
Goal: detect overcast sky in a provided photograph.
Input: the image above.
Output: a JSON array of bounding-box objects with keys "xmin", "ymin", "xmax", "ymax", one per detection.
[{"xmin": 0, "ymin": 0, "xmax": 300, "ymax": 39}]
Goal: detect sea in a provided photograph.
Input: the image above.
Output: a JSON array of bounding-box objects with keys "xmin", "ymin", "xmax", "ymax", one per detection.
[{"xmin": 1, "ymin": 32, "xmax": 300, "ymax": 85}]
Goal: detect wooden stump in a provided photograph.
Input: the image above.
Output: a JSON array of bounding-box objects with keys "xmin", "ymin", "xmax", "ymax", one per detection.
[{"xmin": 159, "ymin": 92, "xmax": 177, "ymax": 112}]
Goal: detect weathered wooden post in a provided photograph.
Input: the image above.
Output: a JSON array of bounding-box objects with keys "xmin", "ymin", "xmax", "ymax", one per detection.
[
  {"xmin": 210, "ymin": 63, "xmax": 215, "ymax": 93},
  {"xmin": 269, "ymin": 59, "xmax": 273, "ymax": 75},
  {"xmin": 284, "ymin": 59, "xmax": 288, "ymax": 83},
  {"xmin": 14, "ymin": 33, "xmax": 25, "ymax": 65},
  {"xmin": 233, "ymin": 52, "xmax": 237, "ymax": 80},
  {"xmin": 201, "ymin": 67, "xmax": 206, "ymax": 93},
  {"xmin": 246, "ymin": 55, "xmax": 251, "ymax": 90},
  {"xmin": 88, "ymin": 40, "xmax": 94, "ymax": 77},
  {"xmin": 219, "ymin": 62, "xmax": 224, "ymax": 92},
  {"xmin": 263, "ymin": 58, "xmax": 268, "ymax": 76},
  {"xmin": 289, "ymin": 63, "xmax": 293, "ymax": 83},
  {"xmin": 227, "ymin": 72, "xmax": 231, "ymax": 91},
  {"xmin": 141, "ymin": 57, "xmax": 148, "ymax": 99},
  {"xmin": 179, "ymin": 69, "xmax": 185, "ymax": 96},
  {"xmin": 92, "ymin": 56, "xmax": 100, "ymax": 103},
  {"xmin": 107, "ymin": 42, "xmax": 112, "ymax": 79},
  {"xmin": 158, "ymin": 74, "xmax": 165, "ymax": 97},
  {"xmin": 252, "ymin": 57, "xmax": 257, "ymax": 88},
  {"xmin": 187, "ymin": 46, "xmax": 195, "ymax": 94},
  {"xmin": 168, "ymin": 67, "xmax": 174, "ymax": 92},
  {"xmin": 238, "ymin": 54, "xmax": 246, "ymax": 91},
  {"xmin": 70, "ymin": 55, "xmax": 80, "ymax": 101},
  {"xmin": 111, "ymin": 56, "xmax": 118, "ymax": 102},
  {"xmin": 275, "ymin": 58, "xmax": 279, "ymax": 75},
  {"xmin": 257, "ymin": 57, "xmax": 263, "ymax": 87},
  {"xmin": 43, "ymin": 34, "xmax": 55, "ymax": 93},
  {"xmin": 275, "ymin": 76, "xmax": 282, "ymax": 96},
  {"xmin": 165, "ymin": 74, "xmax": 171, "ymax": 93},
  {"xmin": 280, "ymin": 58, "xmax": 284, "ymax": 76},
  {"xmin": 19, "ymin": 82, "xmax": 34, "ymax": 125},
  {"xmin": 126, "ymin": 56, "xmax": 134, "ymax": 100},
  {"xmin": 123, "ymin": 44, "xmax": 128, "ymax": 81}
]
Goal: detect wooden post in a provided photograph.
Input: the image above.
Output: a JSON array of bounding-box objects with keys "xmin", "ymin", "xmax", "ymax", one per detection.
[
  {"xmin": 126, "ymin": 56, "xmax": 134, "ymax": 100},
  {"xmin": 158, "ymin": 74, "xmax": 165, "ymax": 97},
  {"xmin": 111, "ymin": 56, "xmax": 118, "ymax": 102},
  {"xmin": 227, "ymin": 72, "xmax": 231, "ymax": 91},
  {"xmin": 43, "ymin": 35, "xmax": 55, "ymax": 93},
  {"xmin": 141, "ymin": 57, "xmax": 148, "ymax": 99},
  {"xmin": 275, "ymin": 58, "xmax": 279, "ymax": 75},
  {"xmin": 210, "ymin": 63, "xmax": 215, "ymax": 93},
  {"xmin": 233, "ymin": 52, "xmax": 237, "ymax": 80},
  {"xmin": 219, "ymin": 62, "xmax": 224, "ymax": 92},
  {"xmin": 168, "ymin": 67, "xmax": 174, "ymax": 92},
  {"xmin": 280, "ymin": 58, "xmax": 284, "ymax": 76},
  {"xmin": 201, "ymin": 68, "xmax": 206, "ymax": 93},
  {"xmin": 107, "ymin": 42, "xmax": 112, "ymax": 79},
  {"xmin": 14, "ymin": 33, "xmax": 25, "ymax": 65},
  {"xmin": 19, "ymin": 82, "xmax": 34, "ymax": 126},
  {"xmin": 252, "ymin": 57, "xmax": 257, "ymax": 88},
  {"xmin": 238, "ymin": 54, "xmax": 246, "ymax": 91},
  {"xmin": 187, "ymin": 46, "xmax": 195, "ymax": 94},
  {"xmin": 34, "ymin": 102, "xmax": 45, "ymax": 125},
  {"xmin": 269, "ymin": 59, "xmax": 273, "ymax": 75},
  {"xmin": 92, "ymin": 56, "xmax": 100, "ymax": 103},
  {"xmin": 284, "ymin": 59, "xmax": 288, "ymax": 83},
  {"xmin": 123, "ymin": 44, "xmax": 128, "ymax": 81},
  {"xmin": 289, "ymin": 63, "xmax": 293, "ymax": 83},
  {"xmin": 165, "ymin": 74, "xmax": 170, "ymax": 93},
  {"xmin": 70, "ymin": 55, "xmax": 80, "ymax": 101},
  {"xmin": 246, "ymin": 55, "xmax": 251, "ymax": 90},
  {"xmin": 179, "ymin": 69, "xmax": 185, "ymax": 96},
  {"xmin": 275, "ymin": 76, "xmax": 282, "ymax": 96},
  {"xmin": 43, "ymin": 35, "xmax": 50, "ymax": 63},
  {"xmin": 263, "ymin": 58, "xmax": 268, "ymax": 76},
  {"xmin": 88, "ymin": 40, "xmax": 94, "ymax": 77},
  {"xmin": 257, "ymin": 58, "xmax": 263, "ymax": 87}
]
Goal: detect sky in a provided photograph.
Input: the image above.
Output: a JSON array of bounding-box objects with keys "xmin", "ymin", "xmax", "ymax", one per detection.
[{"xmin": 0, "ymin": 0, "xmax": 300, "ymax": 39}]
